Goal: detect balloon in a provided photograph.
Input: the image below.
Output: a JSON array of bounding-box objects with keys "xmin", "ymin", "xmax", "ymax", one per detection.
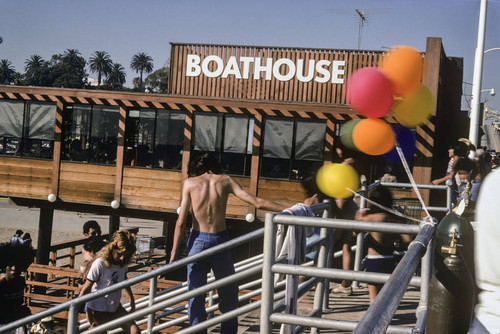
[
  {"xmin": 316, "ymin": 163, "xmax": 360, "ymax": 198},
  {"xmin": 352, "ymin": 118, "xmax": 395, "ymax": 155},
  {"xmin": 392, "ymin": 84, "xmax": 434, "ymax": 127},
  {"xmin": 346, "ymin": 67, "xmax": 394, "ymax": 118},
  {"xmin": 340, "ymin": 119, "xmax": 361, "ymax": 151},
  {"xmin": 380, "ymin": 46, "xmax": 423, "ymax": 95},
  {"xmin": 383, "ymin": 124, "xmax": 416, "ymax": 163}
]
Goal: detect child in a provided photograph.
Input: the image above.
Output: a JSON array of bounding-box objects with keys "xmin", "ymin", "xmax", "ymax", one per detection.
[{"xmin": 78, "ymin": 230, "xmax": 139, "ymax": 333}]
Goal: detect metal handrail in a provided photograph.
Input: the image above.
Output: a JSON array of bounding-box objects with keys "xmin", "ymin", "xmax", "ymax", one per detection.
[
  {"xmin": 0, "ymin": 201, "xmax": 331, "ymax": 334},
  {"xmin": 1, "ymin": 181, "xmax": 449, "ymax": 333},
  {"xmin": 0, "ymin": 226, "xmax": 266, "ymax": 333},
  {"xmin": 261, "ymin": 180, "xmax": 449, "ymax": 334},
  {"xmin": 353, "ymin": 220, "xmax": 436, "ymax": 334}
]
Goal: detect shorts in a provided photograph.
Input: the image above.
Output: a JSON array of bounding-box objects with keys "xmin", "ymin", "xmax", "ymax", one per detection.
[
  {"xmin": 87, "ymin": 304, "xmax": 136, "ymax": 330},
  {"xmin": 365, "ymin": 256, "xmax": 396, "ymax": 274}
]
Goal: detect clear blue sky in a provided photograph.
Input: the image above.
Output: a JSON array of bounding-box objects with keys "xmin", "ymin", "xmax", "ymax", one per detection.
[{"xmin": 1, "ymin": 0, "xmax": 499, "ymax": 112}]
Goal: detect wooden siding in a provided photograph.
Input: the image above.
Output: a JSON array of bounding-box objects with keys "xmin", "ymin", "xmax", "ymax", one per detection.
[
  {"xmin": 0, "ymin": 157, "xmax": 52, "ymax": 199},
  {"xmin": 169, "ymin": 43, "xmax": 385, "ymax": 104},
  {"xmin": 58, "ymin": 162, "xmax": 115, "ymax": 204},
  {"xmin": 227, "ymin": 176, "xmax": 253, "ymax": 218},
  {"xmin": 121, "ymin": 167, "xmax": 183, "ymax": 211},
  {"xmin": 256, "ymin": 179, "xmax": 307, "ymax": 219}
]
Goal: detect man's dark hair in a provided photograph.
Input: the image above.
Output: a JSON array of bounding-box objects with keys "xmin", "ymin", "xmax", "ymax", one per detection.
[
  {"xmin": 83, "ymin": 220, "xmax": 102, "ymax": 236},
  {"xmin": 0, "ymin": 243, "xmax": 35, "ymax": 271},
  {"xmin": 189, "ymin": 153, "xmax": 222, "ymax": 177},
  {"xmin": 15, "ymin": 230, "xmax": 23, "ymax": 236},
  {"xmin": 450, "ymin": 141, "xmax": 469, "ymax": 158},
  {"xmin": 368, "ymin": 185, "xmax": 393, "ymax": 214},
  {"xmin": 454, "ymin": 157, "xmax": 474, "ymax": 173}
]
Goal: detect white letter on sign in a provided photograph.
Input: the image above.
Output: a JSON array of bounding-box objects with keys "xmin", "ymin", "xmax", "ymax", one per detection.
[
  {"xmin": 222, "ymin": 56, "xmax": 242, "ymax": 79},
  {"xmin": 254, "ymin": 58, "xmax": 273, "ymax": 80},
  {"xmin": 273, "ymin": 58, "xmax": 295, "ymax": 81},
  {"xmin": 296, "ymin": 59, "xmax": 315, "ymax": 82},
  {"xmin": 202, "ymin": 55, "xmax": 224, "ymax": 78},
  {"xmin": 331, "ymin": 60, "xmax": 345, "ymax": 84},
  {"xmin": 315, "ymin": 60, "xmax": 331, "ymax": 83},
  {"xmin": 240, "ymin": 57, "xmax": 254, "ymax": 79},
  {"xmin": 186, "ymin": 55, "xmax": 201, "ymax": 77}
]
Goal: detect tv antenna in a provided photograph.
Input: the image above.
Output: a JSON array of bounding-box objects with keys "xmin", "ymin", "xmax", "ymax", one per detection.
[
  {"xmin": 323, "ymin": 8, "xmax": 390, "ymax": 49},
  {"xmin": 355, "ymin": 9, "xmax": 366, "ymax": 49}
]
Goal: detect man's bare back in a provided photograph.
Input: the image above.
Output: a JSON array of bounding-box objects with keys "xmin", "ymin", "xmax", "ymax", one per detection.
[
  {"xmin": 184, "ymin": 173, "xmax": 235, "ymax": 233},
  {"xmin": 169, "ymin": 172, "xmax": 286, "ymax": 263}
]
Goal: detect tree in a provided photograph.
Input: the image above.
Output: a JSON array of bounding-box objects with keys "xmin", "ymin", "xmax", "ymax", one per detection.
[
  {"xmin": 105, "ymin": 63, "xmax": 127, "ymax": 90},
  {"xmin": 145, "ymin": 66, "xmax": 169, "ymax": 93},
  {"xmin": 23, "ymin": 55, "xmax": 51, "ymax": 87},
  {"xmin": 130, "ymin": 52, "xmax": 154, "ymax": 91},
  {"xmin": 0, "ymin": 59, "xmax": 16, "ymax": 84},
  {"xmin": 50, "ymin": 49, "xmax": 87, "ymax": 88},
  {"xmin": 0, "ymin": 36, "xmax": 3, "ymax": 44},
  {"xmin": 89, "ymin": 51, "xmax": 113, "ymax": 86}
]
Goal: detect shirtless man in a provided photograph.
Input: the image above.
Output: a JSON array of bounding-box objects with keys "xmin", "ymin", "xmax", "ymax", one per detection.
[{"xmin": 169, "ymin": 153, "xmax": 286, "ymax": 334}]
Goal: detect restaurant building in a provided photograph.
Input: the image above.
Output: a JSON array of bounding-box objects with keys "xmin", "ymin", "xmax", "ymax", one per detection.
[{"xmin": 0, "ymin": 37, "xmax": 465, "ymax": 262}]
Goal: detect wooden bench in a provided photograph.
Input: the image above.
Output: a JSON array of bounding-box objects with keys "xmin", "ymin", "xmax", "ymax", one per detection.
[{"xmin": 25, "ymin": 264, "xmax": 84, "ymax": 319}]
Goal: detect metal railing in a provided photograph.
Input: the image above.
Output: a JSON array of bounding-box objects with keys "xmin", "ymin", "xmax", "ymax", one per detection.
[
  {"xmin": 1, "ymin": 181, "xmax": 451, "ymax": 334},
  {"xmin": 0, "ymin": 202, "xmax": 332, "ymax": 334},
  {"xmin": 261, "ymin": 181, "xmax": 451, "ymax": 334}
]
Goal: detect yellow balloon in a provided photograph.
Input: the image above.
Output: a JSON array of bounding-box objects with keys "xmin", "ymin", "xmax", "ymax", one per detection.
[
  {"xmin": 392, "ymin": 84, "xmax": 434, "ymax": 127},
  {"xmin": 316, "ymin": 163, "xmax": 360, "ymax": 198}
]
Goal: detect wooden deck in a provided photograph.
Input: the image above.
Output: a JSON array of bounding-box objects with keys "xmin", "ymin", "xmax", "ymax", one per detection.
[{"xmin": 234, "ymin": 283, "xmax": 419, "ymax": 333}]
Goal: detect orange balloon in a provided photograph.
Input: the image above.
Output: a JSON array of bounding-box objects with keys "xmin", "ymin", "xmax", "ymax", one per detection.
[
  {"xmin": 352, "ymin": 119, "xmax": 395, "ymax": 155},
  {"xmin": 381, "ymin": 46, "xmax": 423, "ymax": 95}
]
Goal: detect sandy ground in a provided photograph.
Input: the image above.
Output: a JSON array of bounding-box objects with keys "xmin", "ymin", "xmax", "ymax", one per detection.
[{"xmin": 0, "ymin": 198, "xmax": 165, "ymax": 246}]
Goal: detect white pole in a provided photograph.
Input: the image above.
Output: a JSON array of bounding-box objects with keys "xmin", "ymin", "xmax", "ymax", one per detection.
[{"xmin": 469, "ymin": 0, "xmax": 488, "ymax": 148}]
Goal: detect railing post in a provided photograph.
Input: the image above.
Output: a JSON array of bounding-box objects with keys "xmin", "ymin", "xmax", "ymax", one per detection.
[
  {"xmin": 67, "ymin": 303, "xmax": 79, "ymax": 334},
  {"xmin": 322, "ymin": 204, "xmax": 333, "ymax": 311},
  {"xmin": 208, "ymin": 277, "xmax": 215, "ymax": 319},
  {"xmin": 70, "ymin": 246, "xmax": 76, "ymax": 269},
  {"xmin": 312, "ymin": 225, "xmax": 329, "ymax": 334},
  {"xmin": 148, "ymin": 276, "xmax": 157, "ymax": 333},
  {"xmin": 353, "ymin": 176, "xmax": 367, "ymax": 289},
  {"xmin": 261, "ymin": 213, "xmax": 277, "ymax": 334},
  {"xmin": 445, "ymin": 179, "xmax": 453, "ymax": 212},
  {"xmin": 415, "ymin": 230, "xmax": 435, "ymax": 332}
]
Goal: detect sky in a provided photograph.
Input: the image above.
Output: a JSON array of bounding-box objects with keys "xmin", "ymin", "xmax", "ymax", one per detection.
[{"xmin": 1, "ymin": 0, "xmax": 499, "ymax": 113}]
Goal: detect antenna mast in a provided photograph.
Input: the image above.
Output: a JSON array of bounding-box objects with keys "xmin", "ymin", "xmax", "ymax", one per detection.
[{"xmin": 355, "ymin": 9, "xmax": 366, "ymax": 49}]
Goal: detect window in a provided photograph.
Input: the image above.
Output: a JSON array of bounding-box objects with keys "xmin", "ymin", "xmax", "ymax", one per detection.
[
  {"xmin": 191, "ymin": 113, "xmax": 253, "ymax": 176},
  {"xmin": 261, "ymin": 118, "xmax": 326, "ymax": 180},
  {"xmin": 61, "ymin": 105, "xmax": 119, "ymax": 164},
  {"xmin": 124, "ymin": 109, "xmax": 185, "ymax": 170},
  {"xmin": 0, "ymin": 100, "xmax": 56, "ymax": 159}
]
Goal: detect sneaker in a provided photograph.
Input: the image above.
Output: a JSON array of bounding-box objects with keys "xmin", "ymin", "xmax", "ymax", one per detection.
[{"xmin": 331, "ymin": 284, "xmax": 353, "ymax": 296}]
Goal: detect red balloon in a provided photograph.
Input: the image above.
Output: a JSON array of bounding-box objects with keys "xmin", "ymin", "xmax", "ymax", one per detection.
[{"xmin": 347, "ymin": 67, "xmax": 394, "ymax": 118}]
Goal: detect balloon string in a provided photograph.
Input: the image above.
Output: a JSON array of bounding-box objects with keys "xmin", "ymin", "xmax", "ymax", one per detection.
[
  {"xmin": 395, "ymin": 142, "xmax": 432, "ymax": 220},
  {"xmin": 347, "ymin": 188, "xmax": 424, "ymax": 224}
]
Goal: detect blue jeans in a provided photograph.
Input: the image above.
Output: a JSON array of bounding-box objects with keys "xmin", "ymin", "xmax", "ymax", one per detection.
[{"xmin": 186, "ymin": 229, "xmax": 238, "ymax": 334}]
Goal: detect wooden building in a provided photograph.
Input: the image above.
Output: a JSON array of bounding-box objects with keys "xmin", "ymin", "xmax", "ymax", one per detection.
[{"xmin": 0, "ymin": 37, "xmax": 464, "ymax": 263}]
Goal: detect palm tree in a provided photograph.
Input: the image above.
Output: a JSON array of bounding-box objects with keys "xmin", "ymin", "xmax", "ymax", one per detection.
[
  {"xmin": 106, "ymin": 63, "xmax": 127, "ymax": 89},
  {"xmin": 0, "ymin": 59, "xmax": 16, "ymax": 84},
  {"xmin": 130, "ymin": 52, "xmax": 154, "ymax": 91},
  {"xmin": 89, "ymin": 51, "xmax": 113, "ymax": 86},
  {"xmin": 24, "ymin": 54, "xmax": 44, "ymax": 72}
]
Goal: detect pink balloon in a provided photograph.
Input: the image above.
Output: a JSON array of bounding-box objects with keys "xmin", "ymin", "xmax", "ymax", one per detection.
[{"xmin": 347, "ymin": 67, "xmax": 394, "ymax": 118}]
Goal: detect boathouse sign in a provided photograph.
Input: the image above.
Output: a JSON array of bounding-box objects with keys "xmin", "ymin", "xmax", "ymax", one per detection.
[
  {"xmin": 185, "ymin": 54, "xmax": 346, "ymax": 84},
  {"xmin": 169, "ymin": 42, "xmax": 385, "ymax": 104}
]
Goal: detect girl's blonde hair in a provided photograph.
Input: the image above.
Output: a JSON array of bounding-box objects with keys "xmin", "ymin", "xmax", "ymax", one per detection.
[{"xmin": 100, "ymin": 230, "xmax": 136, "ymax": 267}]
